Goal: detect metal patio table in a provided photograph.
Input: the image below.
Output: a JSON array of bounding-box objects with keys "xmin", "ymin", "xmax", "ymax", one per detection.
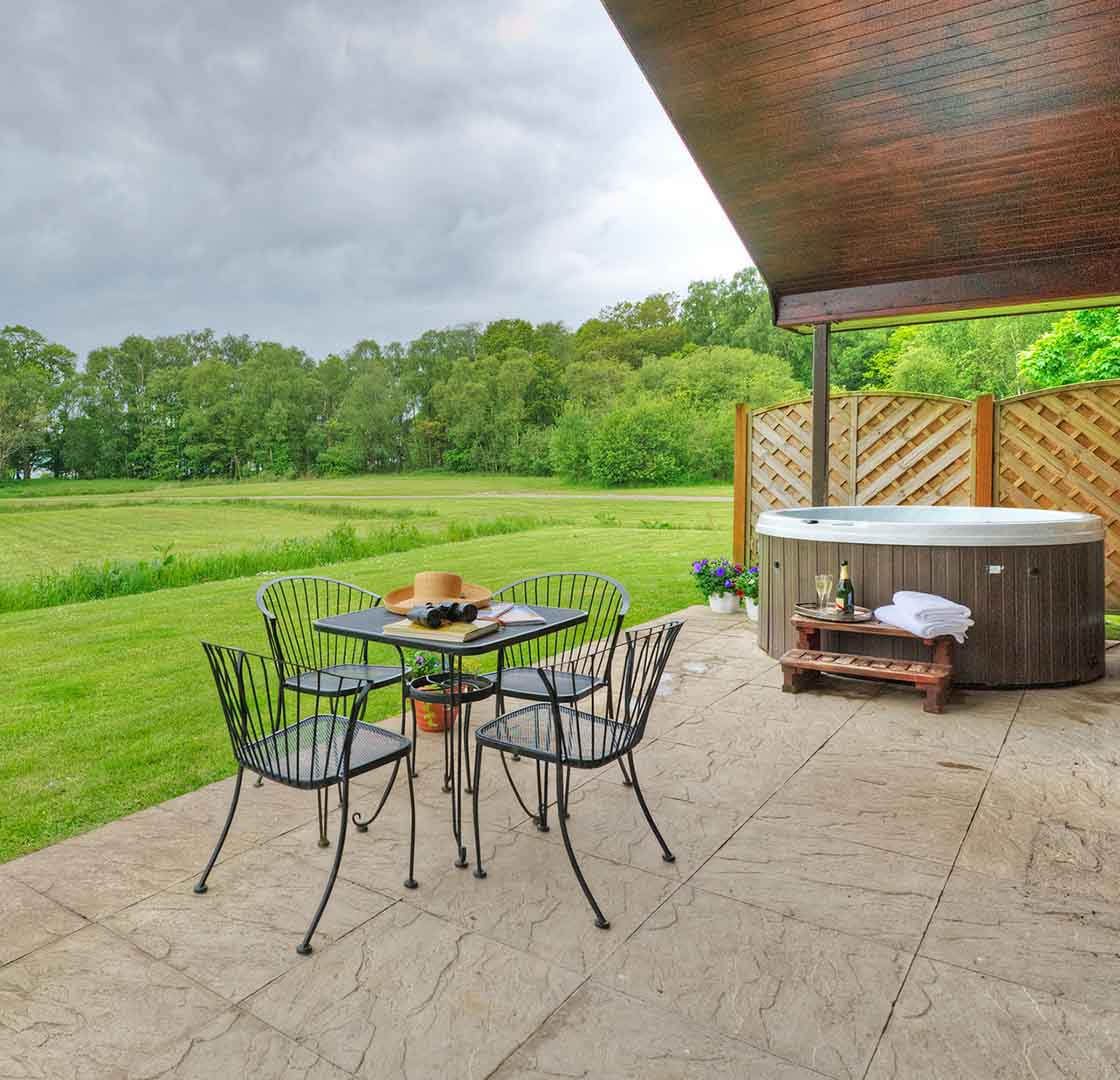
[{"xmin": 313, "ymin": 604, "xmax": 588, "ymax": 871}]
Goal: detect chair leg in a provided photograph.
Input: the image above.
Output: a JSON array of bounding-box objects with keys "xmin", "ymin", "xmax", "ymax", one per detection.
[
  {"xmin": 536, "ymin": 760, "xmax": 550, "ymax": 832},
  {"xmin": 194, "ymin": 767, "xmax": 244, "ymax": 894},
  {"xmin": 353, "ymin": 760, "xmax": 401, "ymax": 832},
  {"xmin": 298, "ymin": 778, "xmax": 351, "ymax": 956},
  {"xmin": 404, "ymin": 760, "xmax": 418, "ymax": 890},
  {"xmin": 253, "ymin": 774, "xmax": 264, "ymax": 788},
  {"xmin": 316, "ymin": 785, "xmax": 332, "ymax": 848},
  {"xmin": 472, "ymin": 745, "xmax": 487, "ymax": 879},
  {"xmin": 498, "ymin": 751, "xmax": 540, "ymax": 825},
  {"xmin": 627, "ymin": 752, "xmax": 674, "ymax": 863},
  {"xmin": 618, "ymin": 758, "xmax": 633, "ymax": 786},
  {"xmin": 555, "ymin": 760, "xmax": 609, "ymax": 930}
]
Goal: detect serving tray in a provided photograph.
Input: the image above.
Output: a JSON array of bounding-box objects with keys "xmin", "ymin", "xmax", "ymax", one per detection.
[{"xmin": 794, "ymin": 603, "xmax": 875, "ymax": 623}]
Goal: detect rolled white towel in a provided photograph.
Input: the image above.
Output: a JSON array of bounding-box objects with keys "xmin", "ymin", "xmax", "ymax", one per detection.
[
  {"xmin": 892, "ymin": 591, "xmax": 971, "ymax": 620},
  {"xmin": 875, "ymin": 604, "xmax": 971, "ymax": 643}
]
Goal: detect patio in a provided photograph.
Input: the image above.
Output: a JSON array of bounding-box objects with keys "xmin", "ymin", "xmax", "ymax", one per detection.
[{"xmin": 3, "ymin": 604, "xmax": 1119, "ymax": 1078}]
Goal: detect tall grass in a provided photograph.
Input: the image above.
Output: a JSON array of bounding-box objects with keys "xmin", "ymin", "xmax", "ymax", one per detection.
[
  {"xmin": 0, "ymin": 497, "xmax": 437, "ymax": 518},
  {"xmin": 0, "ymin": 517, "xmax": 548, "ymax": 613}
]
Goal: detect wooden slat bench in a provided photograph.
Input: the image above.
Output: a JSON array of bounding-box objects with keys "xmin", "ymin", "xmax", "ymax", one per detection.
[{"xmin": 781, "ymin": 613, "xmax": 956, "ymax": 713}]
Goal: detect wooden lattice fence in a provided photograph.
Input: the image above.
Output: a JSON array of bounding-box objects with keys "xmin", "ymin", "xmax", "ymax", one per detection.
[
  {"xmin": 996, "ymin": 380, "xmax": 1120, "ymax": 609},
  {"xmin": 733, "ymin": 381, "xmax": 1120, "ymax": 610},
  {"xmin": 743, "ymin": 392, "xmax": 975, "ymax": 536}
]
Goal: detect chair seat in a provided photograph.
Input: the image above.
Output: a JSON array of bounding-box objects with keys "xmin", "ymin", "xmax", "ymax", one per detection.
[
  {"xmin": 282, "ymin": 664, "xmax": 402, "ymax": 697},
  {"xmin": 484, "ymin": 667, "xmax": 604, "ymax": 703},
  {"xmin": 475, "ymin": 703, "xmax": 632, "ymax": 767},
  {"xmin": 245, "ymin": 715, "xmax": 410, "ymax": 788}
]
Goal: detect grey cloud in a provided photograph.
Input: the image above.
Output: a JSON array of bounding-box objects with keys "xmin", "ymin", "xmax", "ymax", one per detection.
[{"xmin": 1, "ymin": 0, "xmax": 747, "ymax": 359}]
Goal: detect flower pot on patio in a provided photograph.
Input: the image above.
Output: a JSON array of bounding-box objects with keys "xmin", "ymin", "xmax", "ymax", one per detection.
[
  {"xmin": 413, "ymin": 692, "xmax": 457, "ymax": 733},
  {"xmin": 744, "ymin": 597, "xmax": 759, "ymax": 621},
  {"xmin": 708, "ymin": 591, "xmax": 739, "ymax": 614}
]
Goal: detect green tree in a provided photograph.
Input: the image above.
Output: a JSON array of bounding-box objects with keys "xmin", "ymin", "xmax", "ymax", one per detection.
[
  {"xmin": 1019, "ymin": 308, "xmax": 1120, "ymax": 388},
  {"xmin": 0, "ymin": 326, "xmax": 75, "ymax": 479},
  {"xmin": 588, "ymin": 400, "xmax": 692, "ymax": 486}
]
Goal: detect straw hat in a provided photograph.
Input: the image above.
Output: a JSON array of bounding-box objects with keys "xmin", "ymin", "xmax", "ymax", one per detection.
[{"xmin": 384, "ymin": 571, "xmax": 491, "ymax": 615}]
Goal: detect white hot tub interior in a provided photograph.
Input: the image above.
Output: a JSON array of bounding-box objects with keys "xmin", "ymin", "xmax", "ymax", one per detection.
[{"xmin": 755, "ymin": 506, "xmax": 1104, "ymax": 547}]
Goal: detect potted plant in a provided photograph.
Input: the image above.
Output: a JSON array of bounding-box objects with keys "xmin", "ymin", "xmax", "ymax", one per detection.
[
  {"xmin": 408, "ymin": 652, "xmax": 456, "ymax": 733},
  {"xmin": 690, "ymin": 557, "xmax": 741, "ymax": 614},
  {"xmin": 736, "ymin": 564, "xmax": 760, "ymax": 621}
]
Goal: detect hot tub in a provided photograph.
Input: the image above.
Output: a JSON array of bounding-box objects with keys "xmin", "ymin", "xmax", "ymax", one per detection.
[{"xmin": 756, "ymin": 506, "xmax": 1106, "ymax": 689}]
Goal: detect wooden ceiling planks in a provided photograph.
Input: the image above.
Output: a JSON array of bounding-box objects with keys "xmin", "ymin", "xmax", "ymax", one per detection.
[{"xmin": 602, "ymin": 0, "xmax": 1120, "ymax": 328}]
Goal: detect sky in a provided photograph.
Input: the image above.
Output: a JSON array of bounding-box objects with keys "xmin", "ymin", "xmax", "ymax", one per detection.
[{"xmin": 1, "ymin": 0, "xmax": 748, "ymax": 361}]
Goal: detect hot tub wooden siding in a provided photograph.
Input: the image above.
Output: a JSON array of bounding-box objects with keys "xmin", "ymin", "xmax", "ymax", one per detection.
[{"xmin": 758, "ymin": 534, "xmax": 1105, "ymax": 688}]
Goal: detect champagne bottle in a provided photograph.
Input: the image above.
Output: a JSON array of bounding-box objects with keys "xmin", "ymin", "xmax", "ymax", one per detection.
[{"xmin": 835, "ymin": 561, "xmax": 855, "ymax": 614}]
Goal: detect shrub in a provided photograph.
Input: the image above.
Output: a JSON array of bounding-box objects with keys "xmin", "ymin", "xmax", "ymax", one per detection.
[
  {"xmin": 588, "ymin": 401, "xmax": 690, "ymax": 486},
  {"xmin": 507, "ymin": 427, "xmax": 553, "ymax": 476},
  {"xmin": 549, "ymin": 409, "xmax": 595, "ymax": 482}
]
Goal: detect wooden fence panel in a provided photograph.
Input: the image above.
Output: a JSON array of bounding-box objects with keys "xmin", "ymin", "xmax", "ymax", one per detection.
[
  {"xmin": 747, "ymin": 393, "xmax": 973, "ymax": 541},
  {"xmin": 996, "ymin": 380, "xmax": 1120, "ymax": 609},
  {"xmin": 738, "ymin": 382, "xmax": 1120, "ymax": 609},
  {"xmin": 854, "ymin": 395, "xmax": 974, "ymax": 506}
]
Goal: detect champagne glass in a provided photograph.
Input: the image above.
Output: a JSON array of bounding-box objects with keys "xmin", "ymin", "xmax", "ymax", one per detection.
[{"xmin": 814, "ymin": 573, "xmax": 833, "ymax": 611}]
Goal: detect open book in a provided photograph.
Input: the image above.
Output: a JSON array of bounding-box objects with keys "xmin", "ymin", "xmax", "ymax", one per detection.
[{"xmin": 476, "ymin": 603, "xmax": 546, "ymax": 625}]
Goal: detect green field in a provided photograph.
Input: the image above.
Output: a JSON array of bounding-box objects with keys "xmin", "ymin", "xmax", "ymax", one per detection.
[
  {"xmin": 1, "ymin": 472, "xmax": 731, "ymax": 503},
  {"xmin": 0, "ymin": 473, "xmax": 730, "ymax": 862}
]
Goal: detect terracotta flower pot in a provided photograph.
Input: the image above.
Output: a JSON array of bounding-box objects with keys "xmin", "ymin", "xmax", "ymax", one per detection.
[{"xmin": 413, "ymin": 688, "xmax": 458, "ymax": 733}]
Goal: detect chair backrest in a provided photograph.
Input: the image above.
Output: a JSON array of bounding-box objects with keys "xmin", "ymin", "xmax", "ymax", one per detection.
[
  {"xmin": 201, "ymin": 641, "xmax": 371, "ymax": 786},
  {"xmin": 493, "ymin": 572, "xmax": 630, "ymax": 678},
  {"xmin": 539, "ymin": 620, "xmax": 683, "ymax": 764},
  {"xmin": 256, "ymin": 575, "xmax": 382, "ymax": 671}
]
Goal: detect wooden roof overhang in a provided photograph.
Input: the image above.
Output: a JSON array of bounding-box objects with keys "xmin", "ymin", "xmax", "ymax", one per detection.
[{"xmin": 601, "ymin": 0, "xmax": 1120, "ymax": 332}]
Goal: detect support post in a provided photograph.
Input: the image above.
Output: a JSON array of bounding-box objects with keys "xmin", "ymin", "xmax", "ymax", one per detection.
[
  {"xmin": 973, "ymin": 393, "xmax": 995, "ymax": 507},
  {"xmin": 811, "ymin": 324, "xmax": 831, "ymax": 506},
  {"xmin": 732, "ymin": 403, "xmax": 749, "ymax": 564}
]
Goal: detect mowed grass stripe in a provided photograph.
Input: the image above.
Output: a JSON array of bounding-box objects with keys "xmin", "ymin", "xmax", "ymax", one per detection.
[
  {"xmin": 0, "ymin": 515, "xmax": 550, "ymax": 612},
  {"xmin": 1, "ymin": 471, "xmax": 731, "ymax": 504},
  {"xmin": 0, "ymin": 526, "xmax": 719, "ymax": 862}
]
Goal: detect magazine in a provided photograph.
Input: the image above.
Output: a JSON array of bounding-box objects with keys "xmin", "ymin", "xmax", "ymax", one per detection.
[{"xmin": 476, "ymin": 603, "xmax": 546, "ymax": 625}]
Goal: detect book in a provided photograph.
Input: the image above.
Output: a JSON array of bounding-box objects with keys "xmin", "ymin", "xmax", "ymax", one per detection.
[
  {"xmin": 476, "ymin": 603, "xmax": 546, "ymax": 625},
  {"xmin": 383, "ymin": 617, "xmax": 500, "ymax": 644}
]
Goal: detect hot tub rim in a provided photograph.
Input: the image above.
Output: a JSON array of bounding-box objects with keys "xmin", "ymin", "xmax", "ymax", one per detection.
[{"xmin": 756, "ymin": 505, "xmax": 1104, "ymax": 547}]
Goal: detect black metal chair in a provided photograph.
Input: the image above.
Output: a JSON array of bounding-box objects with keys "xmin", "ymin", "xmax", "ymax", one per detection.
[
  {"xmin": 257, "ymin": 576, "xmax": 414, "ymax": 828},
  {"xmin": 471, "ymin": 621, "xmax": 683, "ymax": 929},
  {"xmin": 195, "ymin": 642, "xmax": 416, "ymax": 955},
  {"xmin": 485, "ymin": 572, "xmax": 630, "ymax": 829}
]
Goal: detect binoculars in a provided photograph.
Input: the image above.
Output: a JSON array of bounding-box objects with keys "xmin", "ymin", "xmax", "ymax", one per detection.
[{"xmin": 406, "ymin": 601, "xmax": 479, "ymax": 627}]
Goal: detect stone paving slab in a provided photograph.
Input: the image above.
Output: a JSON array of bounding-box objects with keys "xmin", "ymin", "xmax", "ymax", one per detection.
[
  {"xmin": 5, "ymin": 804, "xmax": 251, "ymax": 921},
  {"xmin": 105, "ymin": 845, "xmax": 396, "ymax": 1002},
  {"xmin": 244, "ymin": 902, "xmax": 583, "ymax": 1079},
  {"xmin": 595, "ymin": 884, "xmax": 910, "ymax": 1080},
  {"xmin": 0, "ymin": 871, "xmax": 88, "ymax": 965},
  {"xmin": 920, "ymin": 865, "xmax": 1120, "ymax": 1010},
  {"xmin": 866, "ymin": 957, "xmax": 1120, "ymax": 1080},
  {"xmin": 5, "ymin": 606, "xmax": 1120, "ymax": 1078},
  {"xmin": 492, "ymin": 982, "xmax": 826, "ymax": 1079},
  {"xmin": 691, "ymin": 819, "xmax": 949, "ymax": 952}
]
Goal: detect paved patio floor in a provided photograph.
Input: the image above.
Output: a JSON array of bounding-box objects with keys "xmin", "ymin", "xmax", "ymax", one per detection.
[{"xmin": 4, "ymin": 605, "xmax": 1120, "ymax": 1078}]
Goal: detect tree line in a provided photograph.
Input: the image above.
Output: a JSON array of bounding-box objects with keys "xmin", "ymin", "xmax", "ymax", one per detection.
[{"xmin": 2, "ymin": 269, "xmax": 1116, "ymax": 484}]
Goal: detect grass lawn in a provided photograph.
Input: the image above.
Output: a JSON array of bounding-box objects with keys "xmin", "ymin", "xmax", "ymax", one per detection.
[
  {"xmin": 1, "ymin": 471, "xmax": 732, "ymax": 504},
  {"xmin": 0, "ymin": 526, "xmax": 721, "ymax": 862},
  {"xmin": 0, "ymin": 488, "xmax": 730, "ymax": 590},
  {"xmin": 0, "ymin": 503, "xmax": 350, "ymax": 583}
]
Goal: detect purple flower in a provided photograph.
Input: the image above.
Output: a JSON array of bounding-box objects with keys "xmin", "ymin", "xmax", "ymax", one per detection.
[
  {"xmin": 715, "ymin": 567, "xmax": 726, "ymax": 577},
  {"xmin": 749, "ymin": 566, "xmax": 758, "ymax": 574},
  {"xmin": 692, "ymin": 561, "xmax": 703, "ymax": 572}
]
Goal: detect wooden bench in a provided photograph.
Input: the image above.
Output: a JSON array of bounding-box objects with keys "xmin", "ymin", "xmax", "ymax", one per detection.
[{"xmin": 781, "ymin": 614, "xmax": 955, "ymax": 713}]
